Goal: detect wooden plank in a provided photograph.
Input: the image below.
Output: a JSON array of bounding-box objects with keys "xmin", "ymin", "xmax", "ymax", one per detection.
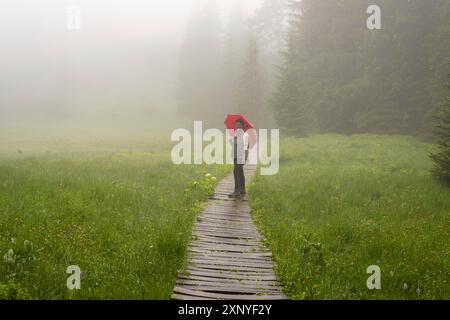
[
  {"xmin": 177, "ymin": 278, "xmax": 281, "ymax": 289},
  {"xmin": 194, "ymin": 227, "xmax": 261, "ymax": 235},
  {"xmin": 196, "ymin": 223, "xmax": 257, "ymax": 231},
  {"xmin": 196, "ymin": 222, "xmax": 257, "ymax": 230},
  {"xmin": 189, "ymin": 247, "xmax": 271, "ymax": 255},
  {"xmin": 189, "ymin": 242, "xmax": 267, "ymax": 251},
  {"xmin": 173, "ymin": 286, "xmax": 287, "ymax": 300},
  {"xmin": 177, "ymin": 284, "xmax": 282, "ymax": 295},
  {"xmin": 189, "ymin": 253, "xmax": 272, "ymax": 262},
  {"xmin": 191, "ymin": 240, "xmax": 257, "ymax": 248},
  {"xmin": 184, "ymin": 268, "xmax": 277, "ymax": 281},
  {"xmin": 195, "ymin": 225, "xmax": 259, "ymax": 234},
  {"xmin": 199, "ymin": 215, "xmax": 252, "ymax": 223},
  {"xmin": 189, "ymin": 252, "xmax": 273, "ymax": 261},
  {"xmin": 204, "ymin": 206, "xmax": 248, "ymax": 211},
  {"xmin": 188, "ymin": 246, "xmax": 267, "ymax": 255},
  {"xmin": 196, "ymin": 234, "xmax": 260, "ymax": 242},
  {"xmin": 190, "ymin": 232, "xmax": 261, "ymax": 241},
  {"xmin": 210, "ymin": 196, "xmax": 249, "ymax": 201},
  {"xmin": 189, "ymin": 258, "xmax": 274, "ymax": 269},
  {"xmin": 202, "ymin": 208, "xmax": 252, "ymax": 215},
  {"xmin": 193, "ymin": 233, "xmax": 260, "ymax": 242},
  {"xmin": 195, "ymin": 229, "xmax": 260, "ymax": 238},
  {"xmin": 200, "ymin": 214, "xmax": 250, "ymax": 220},
  {"xmin": 197, "ymin": 218, "xmax": 250, "ymax": 224},
  {"xmin": 193, "ymin": 237, "xmax": 261, "ymax": 246},
  {"xmin": 178, "ymin": 274, "xmax": 280, "ymax": 286},
  {"xmin": 189, "ymin": 263, "xmax": 275, "ymax": 273},
  {"xmin": 187, "ymin": 247, "xmax": 273, "ymax": 257},
  {"xmin": 209, "ymin": 196, "xmax": 248, "ymax": 202},
  {"xmin": 171, "ymin": 293, "xmax": 214, "ymax": 300},
  {"xmin": 201, "ymin": 216, "xmax": 251, "ymax": 222},
  {"xmin": 203, "ymin": 209, "xmax": 249, "ymax": 214},
  {"xmin": 195, "ymin": 226, "xmax": 258, "ymax": 233},
  {"xmin": 186, "ymin": 265, "xmax": 275, "ymax": 275},
  {"xmin": 206, "ymin": 202, "xmax": 250, "ymax": 208}
]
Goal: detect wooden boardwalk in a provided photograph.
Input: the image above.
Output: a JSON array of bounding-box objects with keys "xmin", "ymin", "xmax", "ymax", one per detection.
[{"xmin": 172, "ymin": 165, "xmax": 287, "ymax": 300}]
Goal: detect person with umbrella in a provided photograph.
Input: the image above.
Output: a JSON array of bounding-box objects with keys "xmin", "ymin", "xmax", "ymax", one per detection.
[{"xmin": 224, "ymin": 115, "xmax": 254, "ymax": 199}]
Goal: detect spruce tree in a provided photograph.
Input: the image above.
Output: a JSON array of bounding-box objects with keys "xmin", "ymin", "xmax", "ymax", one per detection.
[
  {"xmin": 237, "ymin": 33, "xmax": 265, "ymax": 126},
  {"xmin": 430, "ymin": 65, "xmax": 450, "ymax": 185},
  {"xmin": 271, "ymin": 0, "xmax": 318, "ymax": 135}
]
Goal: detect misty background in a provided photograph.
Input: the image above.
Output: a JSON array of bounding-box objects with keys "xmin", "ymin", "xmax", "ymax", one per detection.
[
  {"xmin": 0, "ymin": 0, "xmax": 267, "ymax": 134},
  {"xmin": 0, "ymin": 0, "xmax": 449, "ymax": 137}
]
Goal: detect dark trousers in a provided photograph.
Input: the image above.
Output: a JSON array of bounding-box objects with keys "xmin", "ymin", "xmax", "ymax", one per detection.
[{"xmin": 233, "ymin": 159, "xmax": 245, "ymax": 194}]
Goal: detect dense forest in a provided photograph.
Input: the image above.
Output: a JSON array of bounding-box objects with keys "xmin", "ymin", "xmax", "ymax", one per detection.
[{"xmin": 176, "ymin": 0, "xmax": 450, "ymax": 137}]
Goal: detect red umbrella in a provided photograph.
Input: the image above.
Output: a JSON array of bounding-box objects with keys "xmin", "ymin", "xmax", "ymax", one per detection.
[
  {"xmin": 224, "ymin": 114, "xmax": 257, "ymax": 148},
  {"xmin": 224, "ymin": 114, "xmax": 254, "ymax": 131}
]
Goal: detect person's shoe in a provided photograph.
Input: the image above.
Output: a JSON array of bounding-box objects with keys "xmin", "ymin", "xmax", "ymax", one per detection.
[
  {"xmin": 236, "ymin": 192, "xmax": 246, "ymax": 199},
  {"xmin": 228, "ymin": 192, "xmax": 239, "ymax": 198}
]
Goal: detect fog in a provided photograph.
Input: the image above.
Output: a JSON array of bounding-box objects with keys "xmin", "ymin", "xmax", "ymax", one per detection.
[
  {"xmin": 1, "ymin": 0, "xmax": 448, "ymax": 138},
  {"xmin": 0, "ymin": 0, "xmax": 263, "ymax": 134}
]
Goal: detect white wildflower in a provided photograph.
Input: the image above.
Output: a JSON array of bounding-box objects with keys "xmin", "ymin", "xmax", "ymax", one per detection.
[{"xmin": 3, "ymin": 249, "xmax": 15, "ymax": 264}]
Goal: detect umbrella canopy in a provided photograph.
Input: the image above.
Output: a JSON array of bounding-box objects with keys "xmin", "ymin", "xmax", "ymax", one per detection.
[
  {"xmin": 224, "ymin": 114, "xmax": 254, "ymax": 131},
  {"xmin": 224, "ymin": 114, "xmax": 257, "ymax": 148}
]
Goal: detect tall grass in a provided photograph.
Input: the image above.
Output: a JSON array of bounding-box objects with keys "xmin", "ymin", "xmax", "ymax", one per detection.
[
  {"xmin": 249, "ymin": 134, "xmax": 450, "ymax": 299},
  {"xmin": 0, "ymin": 136, "xmax": 229, "ymax": 299}
]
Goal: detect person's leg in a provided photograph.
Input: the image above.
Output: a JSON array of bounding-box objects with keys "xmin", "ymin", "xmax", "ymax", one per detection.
[
  {"xmin": 237, "ymin": 164, "xmax": 245, "ymax": 195},
  {"xmin": 233, "ymin": 163, "xmax": 240, "ymax": 193},
  {"xmin": 229, "ymin": 160, "xmax": 240, "ymax": 198},
  {"xmin": 241, "ymin": 165, "xmax": 246, "ymax": 195}
]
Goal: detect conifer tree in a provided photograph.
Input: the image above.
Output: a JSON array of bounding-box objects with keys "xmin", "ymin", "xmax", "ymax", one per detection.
[{"xmin": 431, "ymin": 64, "xmax": 450, "ymax": 185}]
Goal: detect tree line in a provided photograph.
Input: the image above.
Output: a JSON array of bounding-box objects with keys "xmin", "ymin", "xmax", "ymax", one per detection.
[{"xmin": 176, "ymin": 0, "xmax": 449, "ymax": 138}]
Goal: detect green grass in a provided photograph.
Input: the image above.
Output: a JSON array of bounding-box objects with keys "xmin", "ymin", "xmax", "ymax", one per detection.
[
  {"xmin": 0, "ymin": 135, "xmax": 230, "ymax": 299},
  {"xmin": 249, "ymin": 134, "xmax": 450, "ymax": 300},
  {"xmin": 1, "ymin": 133, "xmax": 448, "ymax": 300}
]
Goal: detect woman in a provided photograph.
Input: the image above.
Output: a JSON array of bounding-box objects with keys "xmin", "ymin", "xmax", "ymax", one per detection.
[{"xmin": 228, "ymin": 119, "xmax": 249, "ymax": 199}]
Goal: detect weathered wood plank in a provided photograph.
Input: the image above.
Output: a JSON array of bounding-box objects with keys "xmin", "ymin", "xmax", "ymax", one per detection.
[
  {"xmin": 195, "ymin": 227, "xmax": 259, "ymax": 234},
  {"xmin": 173, "ymin": 286, "xmax": 287, "ymax": 300},
  {"xmin": 189, "ymin": 258, "xmax": 275, "ymax": 269},
  {"xmin": 187, "ymin": 247, "xmax": 273, "ymax": 257},
  {"xmin": 171, "ymin": 293, "xmax": 214, "ymax": 300},
  {"xmin": 196, "ymin": 222, "xmax": 257, "ymax": 230},
  {"xmin": 199, "ymin": 215, "xmax": 253, "ymax": 223},
  {"xmin": 194, "ymin": 229, "xmax": 260, "ymax": 238},
  {"xmin": 191, "ymin": 241, "xmax": 258, "ymax": 249},
  {"xmin": 184, "ymin": 269, "xmax": 278, "ymax": 281},
  {"xmin": 190, "ymin": 232, "xmax": 261, "ymax": 241},
  {"xmin": 192, "ymin": 237, "xmax": 261, "ymax": 246},
  {"xmin": 189, "ymin": 263, "xmax": 275, "ymax": 273},
  {"xmin": 188, "ymin": 244, "xmax": 267, "ymax": 254},
  {"xmin": 177, "ymin": 284, "xmax": 282, "ymax": 294},
  {"xmin": 189, "ymin": 253, "xmax": 272, "ymax": 262},
  {"xmin": 178, "ymin": 274, "xmax": 280, "ymax": 286}
]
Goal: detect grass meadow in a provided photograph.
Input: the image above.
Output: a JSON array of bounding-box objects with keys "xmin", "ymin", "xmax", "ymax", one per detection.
[
  {"xmin": 249, "ymin": 134, "xmax": 450, "ymax": 299},
  {"xmin": 0, "ymin": 134, "xmax": 230, "ymax": 299},
  {"xmin": 0, "ymin": 133, "xmax": 448, "ymax": 300}
]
